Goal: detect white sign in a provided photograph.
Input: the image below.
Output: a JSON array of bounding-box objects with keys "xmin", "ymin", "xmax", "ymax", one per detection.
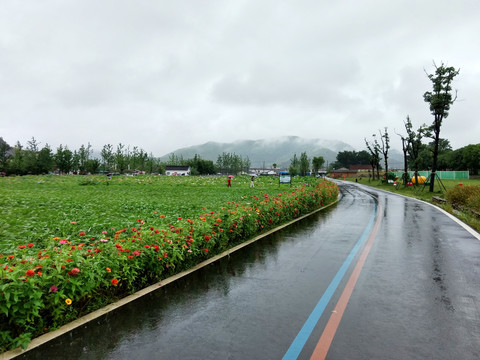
[{"xmin": 279, "ymin": 174, "xmax": 291, "ymax": 184}]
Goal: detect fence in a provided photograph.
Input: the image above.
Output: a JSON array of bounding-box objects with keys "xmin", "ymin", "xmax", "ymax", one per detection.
[{"xmin": 392, "ymin": 171, "xmax": 469, "ymax": 180}]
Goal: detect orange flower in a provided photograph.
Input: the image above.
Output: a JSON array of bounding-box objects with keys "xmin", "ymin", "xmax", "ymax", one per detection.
[{"xmin": 106, "ymin": 267, "xmax": 111, "ymax": 273}]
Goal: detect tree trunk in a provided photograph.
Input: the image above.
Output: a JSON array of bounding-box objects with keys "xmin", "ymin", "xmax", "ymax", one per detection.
[{"xmin": 429, "ymin": 119, "xmax": 441, "ymax": 192}]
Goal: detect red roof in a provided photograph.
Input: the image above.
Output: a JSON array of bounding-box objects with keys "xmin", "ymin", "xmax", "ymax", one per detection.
[{"xmin": 349, "ymin": 164, "xmax": 373, "ymax": 171}]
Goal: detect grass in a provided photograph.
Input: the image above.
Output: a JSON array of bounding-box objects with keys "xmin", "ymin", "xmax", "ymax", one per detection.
[
  {"xmin": 0, "ymin": 174, "xmax": 310, "ymax": 252},
  {"xmin": 345, "ymin": 175, "xmax": 480, "ymax": 232}
]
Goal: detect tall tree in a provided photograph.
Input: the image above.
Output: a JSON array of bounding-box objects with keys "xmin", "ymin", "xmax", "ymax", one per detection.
[
  {"xmin": 395, "ymin": 126, "xmax": 410, "ymax": 186},
  {"xmin": 10, "ymin": 141, "xmax": 25, "ymax": 175},
  {"xmin": 365, "ymin": 136, "xmax": 381, "ymax": 180},
  {"xmin": 55, "ymin": 145, "xmax": 73, "ymax": 173},
  {"xmin": 299, "ymin": 152, "xmax": 310, "ymax": 176},
  {"xmin": 101, "ymin": 144, "xmax": 114, "ymax": 172},
  {"xmin": 334, "ymin": 150, "xmax": 371, "ymax": 168},
  {"xmin": 378, "ymin": 127, "xmax": 390, "ymax": 179},
  {"xmin": 312, "ymin": 156, "xmax": 325, "ymax": 176},
  {"xmin": 115, "ymin": 143, "xmax": 128, "ymax": 174},
  {"xmin": 459, "ymin": 144, "xmax": 480, "ymax": 175},
  {"xmin": 289, "ymin": 154, "xmax": 299, "ymax": 176},
  {"xmin": 0, "ymin": 137, "xmax": 12, "ymax": 173},
  {"xmin": 78, "ymin": 143, "xmax": 92, "ymax": 174},
  {"xmin": 215, "ymin": 152, "xmax": 249, "ymax": 175},
  {"xmin": 423, "ymin": 62, "xmax": 459, "ymax": 192},
  {"xmin": 25, "ymin": 137, "xmax": 41, "ymax": 174},
  {"xmin": 404, "ymin": 116, "xmax": 427, "ymax": 185},
  {"xmin": 37, "ymin": 144, "xmax": 54, "ymax": 174}
]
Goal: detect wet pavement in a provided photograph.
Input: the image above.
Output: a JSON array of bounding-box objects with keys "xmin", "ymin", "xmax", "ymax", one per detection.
[{"xmin": 13, "ymin": 182, "xmax": 480, "ymax": 359}]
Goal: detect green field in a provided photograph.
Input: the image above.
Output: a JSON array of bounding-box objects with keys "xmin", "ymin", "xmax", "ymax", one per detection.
[
  {"xmin": 0, "ymin": 174, "xmax": 272, "ymax": 251},
  {"xmin": 0, "ymin": 174, "xmax": 339, "ymax": 352}
]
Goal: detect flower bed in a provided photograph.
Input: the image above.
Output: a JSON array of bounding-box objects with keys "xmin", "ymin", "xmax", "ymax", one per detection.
[{"xmin": 0, "ymin": 176, "xmax": 338, "ymax": 352}]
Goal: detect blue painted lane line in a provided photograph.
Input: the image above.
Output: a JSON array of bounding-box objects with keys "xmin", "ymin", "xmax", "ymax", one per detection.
[{"xmin": 283, "ymin": 199, "xmax": 378, "ymax": 360}]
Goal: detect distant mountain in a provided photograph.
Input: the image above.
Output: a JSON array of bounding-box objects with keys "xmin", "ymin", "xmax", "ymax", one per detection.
[{"xmin": 160, "ymin": 136, "xmax": 356, "ymax": 168}]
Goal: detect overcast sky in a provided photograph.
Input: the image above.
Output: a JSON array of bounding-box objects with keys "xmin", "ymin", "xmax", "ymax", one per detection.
[{"xmin": 1, "ymin": 0, "xmax": 478, "ymax": 156}]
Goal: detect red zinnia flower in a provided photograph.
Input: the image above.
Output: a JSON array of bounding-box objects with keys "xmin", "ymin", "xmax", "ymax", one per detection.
[
  {"xmin": 26, "ymin": 269, "xmax": 35, "ymax": 277},
  {"xmin": 111, "ymin": 278, "xmax": 118, "ymax": 286},
  {"xmin": 79, "ymin": 232, "xmax": 86, "ymax": 236}
]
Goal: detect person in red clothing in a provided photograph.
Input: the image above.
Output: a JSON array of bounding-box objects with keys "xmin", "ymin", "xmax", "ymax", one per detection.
[{"xmin": 227, "ymin": 177, "xmax": 231, "ymax": 187}]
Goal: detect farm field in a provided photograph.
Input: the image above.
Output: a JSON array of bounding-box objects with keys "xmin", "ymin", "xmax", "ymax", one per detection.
[
  {"xmin": 0, "ymin": 174, "xmax": 277, "ymax": 252},
  {"xmin": 0, "ymin": 174, "xmax": 339, "ymax": 352}
]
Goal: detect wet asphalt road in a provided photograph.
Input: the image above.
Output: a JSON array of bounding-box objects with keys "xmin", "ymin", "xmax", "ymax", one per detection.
[{"xmin": 14, "ymin": 182, "xmax": 480, "ymax": 359}]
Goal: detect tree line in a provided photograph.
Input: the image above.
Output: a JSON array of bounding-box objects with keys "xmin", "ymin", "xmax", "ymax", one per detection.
[
  {"xmin": 334, "ymin": 141, "xmax": 479, "ymax": 175},
  {"xmin": 288, "ymin": 152, "xmax": 325, "ymax": 176},
  {"xmin": 0, "ymin": 138, "xmax": 261, "ymax": 176}
]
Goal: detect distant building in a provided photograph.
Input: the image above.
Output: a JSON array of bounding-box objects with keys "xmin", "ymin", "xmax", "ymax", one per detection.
[
  {"xmin": 349, "ymin": 164, "xmax": 373, "ymax": 171},
  {"xmin": 249, "ymin": 168, "xmax": 279, "ymax": 176},
  {"xmin": 165, "ymin": 166, "xmax": 191, "ymax": 176},
  {"xmin": 329, "ymin": 167, "xmax": 358, "ymax": 179}
]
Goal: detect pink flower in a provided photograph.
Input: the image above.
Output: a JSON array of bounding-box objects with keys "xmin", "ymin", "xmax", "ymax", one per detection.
[
  {"xmin": 50, "ymin": 285, "xmax": 58, "ymax": 292},
  {"xmin": 68, "ymin": 268, "xmax": 80, "ymax": 276}
]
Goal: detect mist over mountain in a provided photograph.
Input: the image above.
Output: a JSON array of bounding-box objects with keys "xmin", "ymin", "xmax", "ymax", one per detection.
[{"xmin": 160, "ymin": 136, "xmax": 356, "ymax": 168}]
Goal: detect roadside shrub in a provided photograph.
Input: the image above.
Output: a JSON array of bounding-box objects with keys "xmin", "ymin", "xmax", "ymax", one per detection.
[{"xmin": 446, "ymin": 185, "xmax": 480, "ymax": 212}]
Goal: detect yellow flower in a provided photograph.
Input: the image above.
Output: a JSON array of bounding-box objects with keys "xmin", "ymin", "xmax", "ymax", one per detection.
[{"xmin": 65, "ymin": 298, "xmax": 72, "ymax": 305}]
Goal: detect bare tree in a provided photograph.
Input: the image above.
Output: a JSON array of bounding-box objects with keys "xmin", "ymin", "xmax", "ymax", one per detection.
[{"xmin": 378, "ymin": 127, "xmax": 390, "ymax": 180}]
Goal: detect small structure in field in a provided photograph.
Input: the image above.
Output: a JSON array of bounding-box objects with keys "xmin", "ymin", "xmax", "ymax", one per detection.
[{"xmin": 165, "ymin": 166, "xmax": 191, "ymax": 176}]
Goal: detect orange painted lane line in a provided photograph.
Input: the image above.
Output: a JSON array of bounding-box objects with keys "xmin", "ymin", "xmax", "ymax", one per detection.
[{"xmin": 310, "ymin": 200, "xmax": 383, "ymax": 360}]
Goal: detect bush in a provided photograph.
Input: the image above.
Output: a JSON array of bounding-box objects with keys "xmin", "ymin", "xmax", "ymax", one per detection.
[{"xmin": 445, "ymin": 185, "xmax": 480, "ymax": 212}]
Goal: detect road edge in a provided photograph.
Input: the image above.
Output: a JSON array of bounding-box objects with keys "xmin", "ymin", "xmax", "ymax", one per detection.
[{"xmin": 348, "ymin": 180, "xmax": 480, "ymax": 241}]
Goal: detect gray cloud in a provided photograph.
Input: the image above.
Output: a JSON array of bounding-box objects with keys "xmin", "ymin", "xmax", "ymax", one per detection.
[{"xmin": 0, "ymin": 0, "xmax": 478, "ymax": 155}]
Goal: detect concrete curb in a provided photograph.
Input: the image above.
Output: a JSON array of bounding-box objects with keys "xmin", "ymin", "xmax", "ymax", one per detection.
[{"xmin": 2, "ymin": 199, "xmax": 339, "ymax": 360}]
